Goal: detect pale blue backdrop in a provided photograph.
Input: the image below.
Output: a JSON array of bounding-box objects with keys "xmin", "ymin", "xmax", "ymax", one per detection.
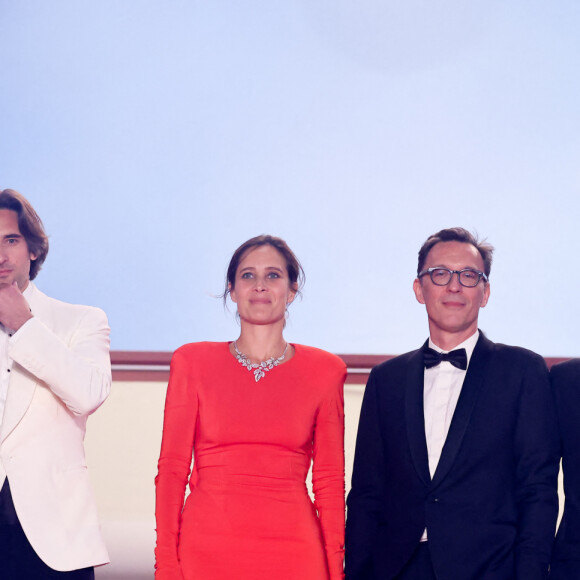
[{"xmin": 1, "ymin": 1, "xmax": 578, "ymax": 356}]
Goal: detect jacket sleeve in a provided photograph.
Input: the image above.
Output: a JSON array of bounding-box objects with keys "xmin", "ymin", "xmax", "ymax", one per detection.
[
  {"xmin": 8, "ymin": 306, "xmax": 111, "ymax": 415},
  {"xmin": 154, "ymin": 348, "xmax": 197, "ymax": 580},
  {"xmin": 513, "ymin": 354, "xmax": 560, "ymax": 580},
  {"xmin": 345, "ymin": 370, "xmax": 387, "ymax": 580},
  {"xmin": 312, "ymin": 361, "xmax": 347, "ymax": 580},
  {"xmin": 551, "ymin": 360, "xmax": 580, "ymax": 577}
]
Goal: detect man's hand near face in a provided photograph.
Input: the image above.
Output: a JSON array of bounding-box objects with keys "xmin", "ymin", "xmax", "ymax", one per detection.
[{"xmin": 0, "ymin": 280, "xmax": 33, "ymax": 331}]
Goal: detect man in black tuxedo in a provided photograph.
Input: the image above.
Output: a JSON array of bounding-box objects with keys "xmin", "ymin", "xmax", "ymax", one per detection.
[
  {"xmin": 345, "ymin": 227, "xmax": 559, "ymax": 580},
  {"xmin": 551, "ymin": 358, "xmax": 580, "ymax": 580}
]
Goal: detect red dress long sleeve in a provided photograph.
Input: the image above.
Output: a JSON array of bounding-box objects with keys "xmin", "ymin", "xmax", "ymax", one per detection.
[{"xmin": 155, "ymin": 342, "xmax": 346, "ymax": 580}]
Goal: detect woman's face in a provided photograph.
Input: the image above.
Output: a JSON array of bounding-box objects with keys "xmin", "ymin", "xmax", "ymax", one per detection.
[{"xmin": 229, "ymin": 245, "xmax": 296, "ymax": 327}]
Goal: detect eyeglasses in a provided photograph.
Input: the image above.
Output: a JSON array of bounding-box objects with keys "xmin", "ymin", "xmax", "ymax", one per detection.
[{"xmin": 418, "ymin": 268, "xmax": 488, "ymax": 288}]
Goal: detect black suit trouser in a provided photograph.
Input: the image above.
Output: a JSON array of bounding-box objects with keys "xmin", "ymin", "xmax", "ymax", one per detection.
[{"xmin": 0, "ymin": 479, "xmax": 95, "ymax": 580}]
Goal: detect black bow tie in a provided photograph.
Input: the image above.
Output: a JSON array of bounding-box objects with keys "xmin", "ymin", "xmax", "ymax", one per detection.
[{"xmin": 423, "ymin": 346, "xmax": 467, "ymax": 370}]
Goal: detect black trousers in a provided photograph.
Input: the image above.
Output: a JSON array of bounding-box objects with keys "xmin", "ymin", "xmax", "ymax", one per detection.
[
  {"xmin": 0, "ymin": 479, "xmax": 95, "ymax": 580},
  {"xmin": 394, "ymin": 542, "xmax": 437, "ymax": 580}
]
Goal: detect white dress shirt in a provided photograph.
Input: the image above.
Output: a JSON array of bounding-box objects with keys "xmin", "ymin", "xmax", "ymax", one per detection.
[
  {"xmin": 0, "ymin": 284, "xmax": 33, "ymax": 427},
  {"xmin": 421, "ymin": 330, "xmax": 479, "ymax": 541}
]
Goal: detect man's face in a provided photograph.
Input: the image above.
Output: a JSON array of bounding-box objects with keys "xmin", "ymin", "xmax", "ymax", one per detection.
[
  {"xmin": 0, "ymin": 209, "xmax": 36, "ymax": 290},
  {"xmin": 413, "ymin": 241, "xmax": 490, "ymax": 348}
]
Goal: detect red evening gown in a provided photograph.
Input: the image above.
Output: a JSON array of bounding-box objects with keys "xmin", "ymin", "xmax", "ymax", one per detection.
[{"xmin": 155, "ymin": 342, "xmax": 346, "ymax": 580}]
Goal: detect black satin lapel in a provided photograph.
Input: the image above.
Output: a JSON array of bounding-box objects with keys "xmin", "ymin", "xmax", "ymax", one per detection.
[
  {"xmin": 405, "ymin": 344, "xmax": 431, "ymax": 486},
  {"xmin": 430, "ymin": 334, "xmax": 493, "ymax": 488}
]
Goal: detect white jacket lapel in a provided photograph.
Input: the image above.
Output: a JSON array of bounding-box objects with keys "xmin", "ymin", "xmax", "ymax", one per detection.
[{"xmin": 0, "ymin": 284, "xmax": 52, "ymax": 443}]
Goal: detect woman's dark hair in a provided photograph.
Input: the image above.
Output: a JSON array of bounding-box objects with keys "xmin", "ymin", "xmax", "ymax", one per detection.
[
  {"xmin": 0, "ymin": 189, "xmax": 49, "ymax": 280},
  {"xmin": 223, "ymin": 234, "xmax": 305, "ymax": 305}
]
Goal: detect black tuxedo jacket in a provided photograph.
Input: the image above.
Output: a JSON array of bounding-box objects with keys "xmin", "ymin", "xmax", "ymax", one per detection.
[
  {"xmin": 345, "ymin": 333, "xmax": 559, "ymax": 580},
  {"xmin": 551, "ymin": 358, "xmax": 580, "ymax": 580}
]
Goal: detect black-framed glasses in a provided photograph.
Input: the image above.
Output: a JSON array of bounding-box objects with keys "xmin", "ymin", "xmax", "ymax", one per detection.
[{"xmin": 418, "ymin": 267, "xmax": 488, "ymax": 288}]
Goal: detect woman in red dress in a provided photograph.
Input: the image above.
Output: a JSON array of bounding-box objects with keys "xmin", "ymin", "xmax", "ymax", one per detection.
[{"xmin": 155, "ymin": 235, "xmax": 346, "ymax": 580}]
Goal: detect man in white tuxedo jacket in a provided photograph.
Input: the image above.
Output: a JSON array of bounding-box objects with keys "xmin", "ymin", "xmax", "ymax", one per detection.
[{"xmin": 0, "ymin": 189, "xmax": 111, "ymax": 579}]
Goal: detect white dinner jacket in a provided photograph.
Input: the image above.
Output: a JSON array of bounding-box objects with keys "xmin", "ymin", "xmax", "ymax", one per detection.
[{"xmin": 0, "ymin": 283, "xmax": 111, "ymax": 571}]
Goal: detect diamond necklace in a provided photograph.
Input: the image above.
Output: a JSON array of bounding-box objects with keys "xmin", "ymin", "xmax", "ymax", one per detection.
[{"xmin": 233, "ymin": 341, "xmax": 289, "ymax": 382}]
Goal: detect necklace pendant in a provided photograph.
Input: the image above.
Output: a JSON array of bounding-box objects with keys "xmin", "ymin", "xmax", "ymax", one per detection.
[{"xmin": 233, "ymin": 340, "xmax": 289, "ymax": 382}]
